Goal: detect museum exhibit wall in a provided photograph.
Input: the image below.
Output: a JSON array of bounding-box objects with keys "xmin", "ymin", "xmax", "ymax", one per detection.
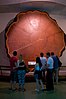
[
  {"xmin": 0, "ymin": 13, "xmax": 17, "ymax": 66},
  {"xmin": 0, "ymin": 12, "xmax": 66, "ymax": 66}
]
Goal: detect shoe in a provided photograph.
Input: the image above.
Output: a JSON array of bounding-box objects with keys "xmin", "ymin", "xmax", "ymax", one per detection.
[
  {"xmin": 22, "ymin": 88, "xmax": 26, "ymax": 92},
  {"xmin": 35, "ymin": 89, "xmax": 39, "ymax": 92},
  {"xmin": 18, "ymin": 88, "xmax": 22, "ymax": 91},
  {"xmin": 41, "ymin": 89, "xmax": 44, "ymax": 91},
  {"xmin": 9, "ymin": 88, "xmax": 12, "ymax": 90},
  {"xmin": 12, "ymin": 88, "xmax": 17, "ymax": 91}
]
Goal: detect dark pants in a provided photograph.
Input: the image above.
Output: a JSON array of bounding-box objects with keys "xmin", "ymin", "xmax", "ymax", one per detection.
[
  {"xmin": 42, "ymin": 69, "xmax": 46, "ymax": 82},
  {"xmin": 10, "ymin": 70, "xmax": 17, "ymax": 82},
  {"xmin": 46, "ymin": 69, "xmax": 54, "ymax": 91}
]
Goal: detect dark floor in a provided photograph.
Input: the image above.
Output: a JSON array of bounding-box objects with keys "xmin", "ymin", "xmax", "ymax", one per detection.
[{"xmin": 0, "ymin": 81, "xmax": 66, "ymax": 99}]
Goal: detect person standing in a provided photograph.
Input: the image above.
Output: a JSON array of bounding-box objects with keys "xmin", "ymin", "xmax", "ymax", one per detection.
[
  {"xmin": 40, "ymin": 52, "xmax": 47, "ymax": 83},
  {"xmin": 46, "ymin": 52, "xmax": 54, "ymax": 91},
  {"xmin": 17, "ymin": 54, "xmax": 26, "ymax": 92},
  {"xmin": 9, "ymin": 51, "xmax": 18, "ymax": 91},
  {"xmin": 51, "ymin": 52, "xmax": 60, "ymax": 84},
  {"xmin": 34, "ymin": 57, "xmax": 44, "ymax": 92}
]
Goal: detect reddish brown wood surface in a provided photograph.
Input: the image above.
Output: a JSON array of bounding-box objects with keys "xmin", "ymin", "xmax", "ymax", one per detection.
[{"xmin": 6, "ymin": 11, "xmax": 65, "ymax": 64}]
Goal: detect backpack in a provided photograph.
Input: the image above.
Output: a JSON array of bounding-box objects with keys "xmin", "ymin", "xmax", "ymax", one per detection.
[{"xmin": 56, "ymin": 56, "xmax": 62, "ymax": 67}]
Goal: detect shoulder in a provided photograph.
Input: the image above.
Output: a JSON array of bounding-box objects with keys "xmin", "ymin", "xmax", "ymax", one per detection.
[
  {"xmin": 43, "ymin": 57, "xmax": 47, "ymax": 60},
  {"xmin": 10, "ymin": 56, "xmax": 14, "ymax": 61},
  {"xmin": 35, "ymin": 63, "xmax": 39, "ymax": 66},
  {"xmin": 40, "ymin": 57, "xmax": 46, "ymax": 60},
  {"xmin": 48, "ymin": 57, "xmax": 53, "ymax": 61},
  {"xmin": 14, "ymin": 57, "xmax": 18, "ymax": 62}
]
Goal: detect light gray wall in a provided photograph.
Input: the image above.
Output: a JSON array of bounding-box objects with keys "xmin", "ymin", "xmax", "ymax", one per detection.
[
  {"xmin": 0, "ymin": 13, "xmax": 66, "ymax": 66},
  {"xmin": 50, "ymin": 14, "xmax": 66, "ymax": 66},
  {"xmin": 0, "ymin": 0, "xmax": 66, "ymax": 5},
  {"xmin": 0, "ymin": 13, "xmax": 17, "ymax": 32},
  {"xmin": 0, "ymin": 13, "xmax": 17, "ymax": 66}
]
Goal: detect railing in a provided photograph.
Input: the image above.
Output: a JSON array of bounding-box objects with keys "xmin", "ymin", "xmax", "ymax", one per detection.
[
  {"xmin": 0, "ymin": 65, "xmax": 10, "ymax": 77},
  {"xmin": 0, "ymin": 65, "xmax": 66, "ymax": 79},
  {"xmin": 0, "ymin": 65, "xmax": 34, "ymax": 77}
]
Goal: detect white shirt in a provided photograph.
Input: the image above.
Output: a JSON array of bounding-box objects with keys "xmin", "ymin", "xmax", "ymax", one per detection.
[
  {"xmin": 16, "ymin": 60, "xmax": 24, "ymax": 67},
  {"xmin": 40, "ymin": 57, "xmax": 47, "ymax": 70},
  {"xmin": 47, "ymin": 57, "xmax": 54, "ymax": 69}
]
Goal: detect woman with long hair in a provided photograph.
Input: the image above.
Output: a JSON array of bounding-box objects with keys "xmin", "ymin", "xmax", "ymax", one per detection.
[{"xmin": 34, "ymin": 57, "xmax": 44, "ymax": 92}]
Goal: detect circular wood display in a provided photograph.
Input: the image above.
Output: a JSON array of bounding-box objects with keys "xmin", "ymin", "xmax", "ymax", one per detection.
[{"xmin": 6, "ymin": 11, "xmax": 65, "ymax": 64}]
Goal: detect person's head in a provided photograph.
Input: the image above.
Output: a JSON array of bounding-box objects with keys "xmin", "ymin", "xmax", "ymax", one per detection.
[
  {"xmin": 46, "ymin": 52, "xmax": 50, "ymax": 58},
  {"xmin": 36, "ymin": 57, "xmax": 40, "ymax": 63},
  {"xmin": 51, "ymin": 52, "xmax": 54, "ymax": 56},
  {"xmin": 36, "ymin": 57, "xmax": 42, "ymax": 67},
  {"xmin": 19, "ymin": 54, "xmax": 23, "ymax": 61},
  {"xmin": 13, "ymin": 51, "xmax": 17, "ymax": 56},
  {"xmin": 40, "ymin": 52, "xmax": 44, "ymax": 57}
]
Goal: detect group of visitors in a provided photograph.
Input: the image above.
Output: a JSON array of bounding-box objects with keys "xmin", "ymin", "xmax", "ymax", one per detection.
[
  {"xmin": 9, "ymin": 51, "xmax": 26, "ymax": 91},
  {"xmin": 34, "ymin": 52, "xmax": 62, "ymax": 92},
  {"xmin": 9, "ymin": 50, "xmax": 62, "ymax": 92}
]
